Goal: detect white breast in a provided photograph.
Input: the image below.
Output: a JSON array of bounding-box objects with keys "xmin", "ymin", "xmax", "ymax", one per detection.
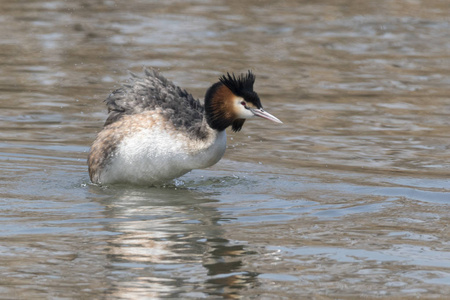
[{"xmin": 98, "ymin": 126, "xmax": 227, "ymax": 185}]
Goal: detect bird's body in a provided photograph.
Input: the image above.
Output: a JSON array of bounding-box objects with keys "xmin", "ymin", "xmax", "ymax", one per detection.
[{"xmin": 88, "ymin": 69, "xmax": 281, "ymax": 185}]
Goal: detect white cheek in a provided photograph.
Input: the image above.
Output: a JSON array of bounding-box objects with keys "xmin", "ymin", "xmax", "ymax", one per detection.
[
  {"xmin": 236, "ymin": 105, "xmax": 254, "ymax": 119},
  {"xmin": 234, "ymin": 97, "xmax": 254, "ymax": 119}
]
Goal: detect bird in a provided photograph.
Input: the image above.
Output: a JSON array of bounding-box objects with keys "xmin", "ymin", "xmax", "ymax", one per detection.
[{"xmin": 88, "ymin": 68, "xmax": 282, "ymax": 185}]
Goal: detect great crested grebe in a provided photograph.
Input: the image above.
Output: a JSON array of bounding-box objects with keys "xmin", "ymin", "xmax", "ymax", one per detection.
[{"xmin": 88, "ymin": 69, "xmax": 282, "ymax": 185}]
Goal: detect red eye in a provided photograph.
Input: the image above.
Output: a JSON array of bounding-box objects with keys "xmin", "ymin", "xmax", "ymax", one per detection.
[{"xmin": 241, "ymin": 101, "xmax": 246, "ymax": 106}]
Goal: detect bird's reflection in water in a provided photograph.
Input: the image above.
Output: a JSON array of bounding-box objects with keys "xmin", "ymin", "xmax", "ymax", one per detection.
[
  {"xmin": 203, "ymin": 237, "xmax": 259, "ymax": 299},
  {"xmin": 90, "ymin": 185, "xmax": 258, "ymax": 298}
]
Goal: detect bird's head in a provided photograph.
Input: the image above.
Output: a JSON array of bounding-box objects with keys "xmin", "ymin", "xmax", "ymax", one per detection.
[{"xmin": 204, "ymin": 71, "xmax": 282, "ymax": 132}]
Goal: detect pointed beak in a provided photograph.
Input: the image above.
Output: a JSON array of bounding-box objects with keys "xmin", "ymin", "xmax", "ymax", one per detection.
[{"xmin": 250, "ymin": 108, "xmax": 283, "ymax": 124}]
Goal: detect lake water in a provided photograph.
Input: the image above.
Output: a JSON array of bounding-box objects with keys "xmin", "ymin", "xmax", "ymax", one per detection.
[{"xmin": 1, "ymin": 0, "xmax": 450, "ymax": 298}]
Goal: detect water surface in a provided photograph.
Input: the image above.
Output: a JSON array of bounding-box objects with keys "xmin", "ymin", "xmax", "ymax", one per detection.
[{"xmin": 1, "ymin": 0, "xmax": 450, "ymax": 298}]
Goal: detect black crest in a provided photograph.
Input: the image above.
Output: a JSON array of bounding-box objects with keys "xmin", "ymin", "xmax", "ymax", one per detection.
[
  {"xmin": 219, "ymin": 71, "xmax": 255, "ymax": 97},
  {"xmin": 219, "ymin": 71, "xmax": 262, "ymax": 108}
]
